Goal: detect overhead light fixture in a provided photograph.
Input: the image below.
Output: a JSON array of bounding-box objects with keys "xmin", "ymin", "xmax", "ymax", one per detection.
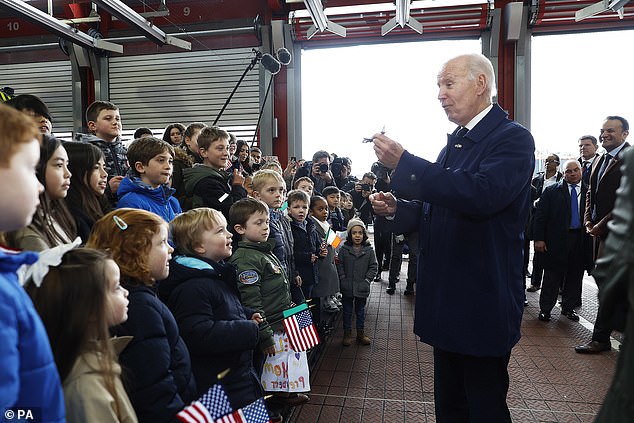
[
  {"xmin": 575, "ymin": 0, "xmax": 630, "ymax": 21},
  {"xmin": 92, "ymin": 0, "xmax": 191, "ymax": 50},
  {"xmin": 302, "ymin": 0, "xmax": 347, "ymax": 39},
  {"xmin": 382, "ymin": 0, "xmax": 424, "ymax": 35},
  {"xmin": 0, "ymin": 0, "xmax": 123, "ymax": 53}
]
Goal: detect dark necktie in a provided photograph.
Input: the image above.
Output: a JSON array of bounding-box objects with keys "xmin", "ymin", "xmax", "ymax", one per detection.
[
  {"xmin": 455, "ymin": 127, "xmax": 468, "ymax": 138},
  {"xmin": 597, "ymin": 154, "xmax": 612, "ymax": 181},
  {"xmin": 570, "ymin": 184, "xmax": 581, "ymax": 229}
]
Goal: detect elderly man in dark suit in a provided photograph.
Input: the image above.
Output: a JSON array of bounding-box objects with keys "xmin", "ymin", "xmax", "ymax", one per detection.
[
  {"xmin": 533, "ymin": 160, "xmax": 592, "ymax": 322},
  {"xmin": 369, "ymin": 53, "xmax": 534, "ymax": 422},
  {"xmin": 576, "ymin": 115, "xmax": 630, "ymax": 354}
]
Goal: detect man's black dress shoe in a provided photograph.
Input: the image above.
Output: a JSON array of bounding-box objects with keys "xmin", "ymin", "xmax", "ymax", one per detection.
[
  {"xmin": 386, "ymin": 287, "xmax": 395, "ymax": 295},
  {"xmin": 524, "ymin": 299, "xmax": 529, "ymax": 307},
  {"xmin": 575, "ymin": 340, "xmax": 611, "ymax": 354},
  {"xmin": 562, "ymin": 310, "xmax": 580, "ymax": 321},
  {"xmin": 526, "ymin": 285, "xmax": 540, "ymax": 292},
  {"xmin": 538, "ymin": 312, "xmax": 551, "ymax": 321}
]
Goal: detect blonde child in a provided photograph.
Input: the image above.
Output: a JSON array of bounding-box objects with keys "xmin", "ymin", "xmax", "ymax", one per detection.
[
  {"xmin": 260, "ymin": 161, "xmax": 283, "ymax": 174},
  {"xmin": 27, "ymin": 248, "xmax": 137, "ymax": 422},
  {"xmin": 159, "ymin": 208, "xmax": 263, "ymax": 408},
  {"xmin": 252, "ymin": 170, "xmax": 302, "ymax": 303},
  {"xmin": 86, "ymin": 209, "xmax": 196, "ymax": 423},
  {"xmin": 0, "ymin": 103, "xmax": 65, "ymax": 423},
  {"xmin": 293, "ymin": 176, "xmax": 314, "ymax": 197},
  {"xmin": 336, "ymin": 219, "xmax": 378, "ymax": 346}
]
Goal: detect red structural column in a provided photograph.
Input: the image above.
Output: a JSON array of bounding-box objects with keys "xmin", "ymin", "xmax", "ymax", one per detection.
[
  {"xmin": 272, "ymin": 66, "xmax": 289, "ymax": 167},
  {"xmin": 495, "ymin": 0, "xmax": 517, "ymax": 120}
]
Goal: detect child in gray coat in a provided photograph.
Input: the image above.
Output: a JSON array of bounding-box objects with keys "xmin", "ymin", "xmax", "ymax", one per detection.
[{"xmin": 336, "ymin": 218, "xmax": 378, "ymax": 346}]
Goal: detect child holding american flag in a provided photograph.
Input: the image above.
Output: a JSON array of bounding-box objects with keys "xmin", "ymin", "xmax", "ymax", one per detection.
[{"xmin": 228, "ymin": 198, "xmax": 310, "ymax": 422}]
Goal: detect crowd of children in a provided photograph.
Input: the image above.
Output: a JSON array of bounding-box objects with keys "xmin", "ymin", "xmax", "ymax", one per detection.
[{"xmin": 0, "ymin": 96, "xmax": 395, "ymax": 423}]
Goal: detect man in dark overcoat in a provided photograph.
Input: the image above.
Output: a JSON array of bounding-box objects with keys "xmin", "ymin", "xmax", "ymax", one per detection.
[{"xmin": 369, "ymin": 53, "xmax": 534, "ymax": 422}]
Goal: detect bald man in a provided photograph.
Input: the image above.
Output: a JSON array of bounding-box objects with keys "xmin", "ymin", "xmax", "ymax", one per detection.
[{"xmin": 533, "ymin": 160, "xmax": 592, "ymax": 322}]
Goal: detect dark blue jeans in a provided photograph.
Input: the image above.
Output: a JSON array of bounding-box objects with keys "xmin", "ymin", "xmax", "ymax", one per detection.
[{"xmin": 342, "ymin": 296, "xmax": 367, "ymax": 330}]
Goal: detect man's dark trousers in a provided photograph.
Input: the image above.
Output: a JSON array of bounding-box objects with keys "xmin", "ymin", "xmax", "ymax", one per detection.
[
  {"xmin": 539, "ymin": 229, "xmax": 584, "ymax": 314},
  {"xmin": 434, "ymin": 348, "xmax": 512, "ymax": 423}
]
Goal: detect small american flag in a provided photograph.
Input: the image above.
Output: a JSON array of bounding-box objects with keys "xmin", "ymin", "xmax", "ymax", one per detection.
[
  {"xmin": 215, "ymin": 398, "xmax": 271, "ymax": 423},
  {"xmin": 282, "ymin": 303, "xmax": 320, "ymax": 352},
  {"xmin": 177, "ymin": 383, "xmax": 233, "ymax": 423}
]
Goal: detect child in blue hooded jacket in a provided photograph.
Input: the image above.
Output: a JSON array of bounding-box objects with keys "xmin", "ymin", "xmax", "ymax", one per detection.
[{"xmin": 117, "ymin": 137, "xmax": 181, "ymax": 222}]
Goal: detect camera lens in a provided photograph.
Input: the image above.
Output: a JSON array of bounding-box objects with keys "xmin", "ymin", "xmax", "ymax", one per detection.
[{"xmin": 319, "ymin": 163, "xmax": 329, "ymax": 173}]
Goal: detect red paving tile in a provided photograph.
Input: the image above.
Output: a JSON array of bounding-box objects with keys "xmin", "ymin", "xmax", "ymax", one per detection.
[{"xmin": 288, "ymin": 260, "xmax": 618, "ymax": 422}]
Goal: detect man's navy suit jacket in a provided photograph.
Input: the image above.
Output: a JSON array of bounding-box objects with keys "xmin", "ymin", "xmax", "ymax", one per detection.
[
  {"xmin": 533, "ymin": 180, "xmax": 592, "ymax": 270},
  {"xmin": 390, "ymin": 104, "xmax": 535, "ymax": 357}
]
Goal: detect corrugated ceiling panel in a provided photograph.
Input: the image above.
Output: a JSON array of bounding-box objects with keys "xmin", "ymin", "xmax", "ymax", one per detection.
[
  {"xmin": 109, "ymin": 47, "xmax": 260, "ymax": 135},
  {"xmin": 0, "ymin": 60, "xmax": 73, "ymax": 132}
]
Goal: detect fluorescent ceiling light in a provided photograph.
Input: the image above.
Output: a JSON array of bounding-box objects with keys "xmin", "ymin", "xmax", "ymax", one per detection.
[
  {"xmin": 381, "ymin": 0, "xmax": 424, "ymax": 35},
  {"xmin": 0, "ymin": 0, "xmax": 122, "ymax": 53},
  {"xmin": 575, "ymin": 0, "xmax": 630, "ymax": 21},
  {"xmin": 303, "ymin": 0, "xmax": 347, "ymax": 39},
  {"xmin": 292, "ymin": 0, "xmax": 487, "ymax": 18},
  {"xmin": 92, "ymin": 0, "xmax": 190, "ymax": 50}
]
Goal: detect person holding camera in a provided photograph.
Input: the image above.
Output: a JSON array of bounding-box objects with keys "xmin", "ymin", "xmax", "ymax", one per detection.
[
  {"xmin": 333, "ymin": 156, "xmax": 358, "ymax": 192},
  {"xmin": 293, "ymin": 150, "xmax": 337, "ymax": 196},
  {"xmin": 350, "ymin": 172, "xmax": 377, "ymax": 226}
]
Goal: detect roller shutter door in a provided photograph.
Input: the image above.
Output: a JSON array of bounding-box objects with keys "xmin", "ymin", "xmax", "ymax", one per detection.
[
  {"xmin": 109, "ymin": 47, "xmax": 259, "ymax": 139},
  {"xmin": 0, "ymin": 60, "xmax": 73, "ymax": 133}
]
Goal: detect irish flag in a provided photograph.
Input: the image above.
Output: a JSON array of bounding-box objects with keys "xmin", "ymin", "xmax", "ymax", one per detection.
[{"xmin": 325, "ymin": 228, "xmax": 342, "ymax": 248}]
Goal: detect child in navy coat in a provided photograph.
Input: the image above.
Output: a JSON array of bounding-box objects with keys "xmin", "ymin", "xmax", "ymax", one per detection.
[
  {"xmin": 287, "ymin": 190, "xmax": 324, "ymax": 299},
  {"xmin": 159, "ymin": 207, "xmax": 263, "ymax": 409}
]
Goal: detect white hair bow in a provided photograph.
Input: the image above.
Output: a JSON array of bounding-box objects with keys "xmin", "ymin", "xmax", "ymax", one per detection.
[{"xmin": 19, "ymin": 237, "xmax": 82, "ymax": 287}]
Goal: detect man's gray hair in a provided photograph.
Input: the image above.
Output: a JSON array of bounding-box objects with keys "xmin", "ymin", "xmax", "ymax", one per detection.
[{"xmin": 464, "ymin": 53, "xmax": 497, "ymax": 100}]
